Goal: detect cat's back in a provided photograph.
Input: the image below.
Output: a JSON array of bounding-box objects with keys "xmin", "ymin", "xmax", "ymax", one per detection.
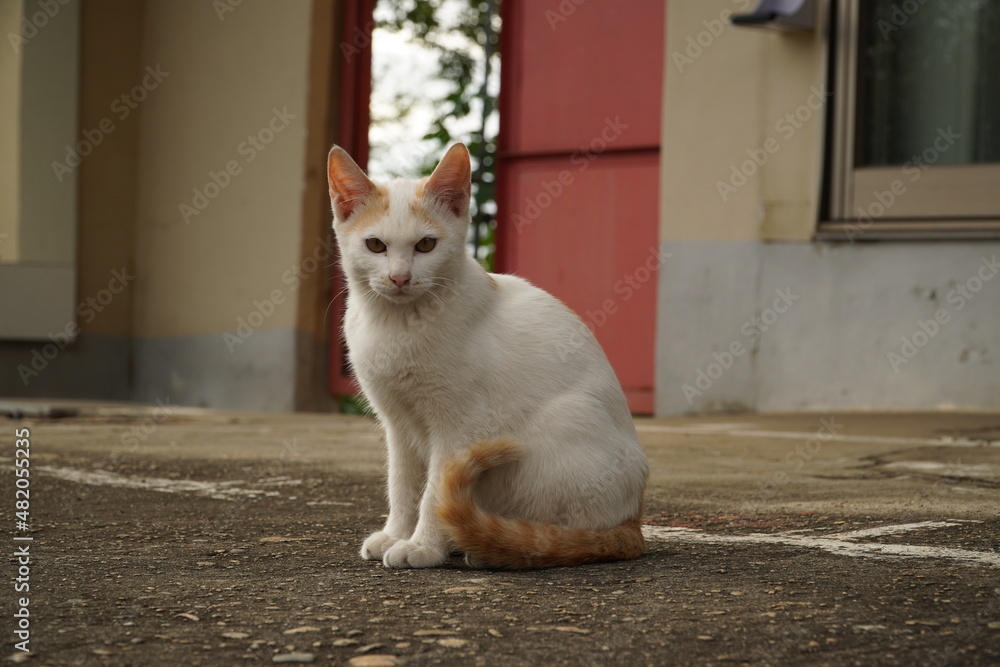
[
  {"xmin": 487, "ymin": 272, "xmax": 579, "ymax": 327},
  {"xmin": 485, "ymin": 271, "xmax": 611, "ymax": 366}
]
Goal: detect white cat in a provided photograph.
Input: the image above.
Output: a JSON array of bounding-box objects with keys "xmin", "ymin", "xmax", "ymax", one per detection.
[{"xmin": 327, "ymin": 143, "xmax": 648, "ymax": 569}]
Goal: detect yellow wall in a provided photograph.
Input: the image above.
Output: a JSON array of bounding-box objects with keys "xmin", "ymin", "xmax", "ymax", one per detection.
[
  {"xmin": 133, "ymin": 0, "xmax": 314, "ymax": 338},
  {"xmin": 660, "ymin": 0, "xmax": 828, "ymax": 242},
  {"xmin": 0, "ymin": 0, "xmax": 337, "ymax": 409},
  {"xmin": 2, "ymin": 0, "xmax": 82, "ymax": 265}
]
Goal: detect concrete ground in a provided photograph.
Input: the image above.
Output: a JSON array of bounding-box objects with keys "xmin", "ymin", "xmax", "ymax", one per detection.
[{"xmin": 2, "ymin": 400, "xmax": 999, "ymax": 666}]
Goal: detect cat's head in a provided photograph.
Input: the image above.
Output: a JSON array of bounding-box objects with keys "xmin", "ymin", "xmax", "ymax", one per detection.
[{"xmin": 327, "ymin": 144, "xmax": 472, "ymax": 304}]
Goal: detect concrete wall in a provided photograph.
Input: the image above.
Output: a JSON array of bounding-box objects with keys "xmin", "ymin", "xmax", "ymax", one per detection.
[
  {"xmin": 0, "ymin": 0, "xmax": 81, "ymax": 265},
  {"xmin": 0, "ymin": 0, "xmax": 338, "ymax": 412},
  {"xmin": 2, "ymin": 0, "xmax": 149, "ymax": 399},
  {"xmin": 18, "ymin": 0, "xmax": 79, "ymax": 265},
  {"xmin": 656, "ymin": 0, "xmax": 1000, "ymax": 414},
  {"xmin": 660, "ymin": 0, "xmax": 826, "ymax": 243},
  {"xmin": 129, "ymin": 0, "xmax": 335, "ymax": 411}
]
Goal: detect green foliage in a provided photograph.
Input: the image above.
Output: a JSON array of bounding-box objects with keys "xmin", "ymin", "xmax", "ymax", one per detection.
[
  {"xmin": 338, "ymin": 394, "xmax": 376, "ymax": 417},
  {"xmin": 375, "ymin": 0, "xmax": 500, "ymax": 268}
]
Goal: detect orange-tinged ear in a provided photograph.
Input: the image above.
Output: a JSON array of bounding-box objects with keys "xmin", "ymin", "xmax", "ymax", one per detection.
[
  {"xmin": 327, "ymin": 145, "xmax": 377, "ymax": 222},
  {"xmin": 425, "ymin": 143, "xmax": 471, "ymax": 219}
]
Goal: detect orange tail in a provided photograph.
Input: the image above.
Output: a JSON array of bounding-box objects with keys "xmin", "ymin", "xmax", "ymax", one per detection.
[{"xmin": 436, "ymin": 440, "xmax": 645, "ymax": 570}]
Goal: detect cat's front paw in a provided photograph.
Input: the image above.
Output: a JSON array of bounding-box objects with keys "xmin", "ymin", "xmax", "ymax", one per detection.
[
  {"xmin": 382, "ymin": 540, "xmax": 447, "ymax": 569},
  {"xmin": 361, "ymin": 531, "xmax": 399, "ymax": 561}
]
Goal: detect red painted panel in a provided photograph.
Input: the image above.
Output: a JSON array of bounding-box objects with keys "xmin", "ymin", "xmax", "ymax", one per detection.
[
  {"xmin": 502, "ymin": 0, "xmax": 664, "ymax": 154},
  {"xmin": 329, "ymin": 0, "xmax": 376, "ymax": 397},
  {"xmin": 497, "ymin": 0, "xmax": 664, "ymax": 414},
  {"xmin": 503, "ymin": 153, "xmax": 659, "ymax": 413}
]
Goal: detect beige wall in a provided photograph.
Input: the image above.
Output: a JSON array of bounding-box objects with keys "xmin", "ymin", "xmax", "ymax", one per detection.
[
  {"xmin": 0, "ymin": 0, "xmax": 339, "ymax": 409},
  {"xmin": 655, "ymin": 1, "xmax": 1000, "ymax": 416},
  {"xmin": 134, "ymin": 0, "xmax": 314, "ymax": 338},
  {"xmin": 660, "ymin": 0, "xmax": 828, "ymax": 242},
  {"xmin": 1, "ymin": 0, "xmax": 82, "ymax": 264},
  {"xmin": 18, "ymin": 0, "xmax": 79, "ymax": 264}
]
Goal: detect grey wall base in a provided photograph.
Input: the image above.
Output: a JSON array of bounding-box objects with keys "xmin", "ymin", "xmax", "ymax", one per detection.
[
  {"xmin": 0, "ymin": 334, "xmax": 131, "ymax": 400},
  {"xmin": 656, "ymin": 240, "xmax": 1000, "ymax": 415},
  {"xmin": 0, "ymin": 328, "xmax": 333, "ymax": 413},
  {"xmin": 133, "ymin": 328, "xmax": 301, "ymax": 412}
]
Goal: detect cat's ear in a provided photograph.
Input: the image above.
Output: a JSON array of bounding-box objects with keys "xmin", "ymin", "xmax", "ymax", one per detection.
[
  {"xmin": 424, "ymin": 143, "xmax": 471, "ymax": 219},
  {"xmin": 327, "ymin": 145, "xmax": 377, "ymax": 222}
]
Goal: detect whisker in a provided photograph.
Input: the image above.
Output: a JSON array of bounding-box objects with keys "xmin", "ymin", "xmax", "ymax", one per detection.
[
  {"xmin": 426, "ymin": 290, "xmax": 446, "ymax": 309},
  {"xmin": 427, "ymin": 280, "xmax": 459, "ymax": 294}
]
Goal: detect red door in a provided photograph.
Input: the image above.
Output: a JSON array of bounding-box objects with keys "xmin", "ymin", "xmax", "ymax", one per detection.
[
  {"xmin": 496, "ymin": 0, "xmax": 664, "ymax": 414},
  {"xmin": 329, "ymin": 0, "xmax": 376, "ymax": 399}
]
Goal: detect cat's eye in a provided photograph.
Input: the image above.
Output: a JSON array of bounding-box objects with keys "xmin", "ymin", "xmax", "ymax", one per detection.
[
  {"xmin": 365, "ymin": 238, "xmax": 386, "ymax": 253},
  {"xmin": 415, "ymin": 237, "xmax": 437, "ymax": 253}
]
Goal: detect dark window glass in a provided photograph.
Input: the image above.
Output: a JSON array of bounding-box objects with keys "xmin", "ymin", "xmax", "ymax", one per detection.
[{"xmin": 857, "ymin": 0, "xmax": 1000, "ymax": 167}]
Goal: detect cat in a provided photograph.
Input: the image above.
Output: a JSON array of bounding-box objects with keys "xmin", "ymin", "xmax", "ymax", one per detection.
[{"xmin": 327, "ymin": 142, "xmax": 649, "ymax": 569}]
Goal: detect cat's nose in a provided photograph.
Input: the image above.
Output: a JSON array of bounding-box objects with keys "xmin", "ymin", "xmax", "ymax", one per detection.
[{"xmin": 390, "ymin": 273, "xmax": 411, "ymax": 288}]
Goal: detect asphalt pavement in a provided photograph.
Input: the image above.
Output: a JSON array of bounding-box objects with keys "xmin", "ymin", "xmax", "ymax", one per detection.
[{"xmin": 2, "ymin": 400, "xmax": 998, "ymax": 666}]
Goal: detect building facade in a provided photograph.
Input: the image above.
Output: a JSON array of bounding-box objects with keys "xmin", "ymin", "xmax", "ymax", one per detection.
[{"xmin": 2, "ymin": 0, "xmax": 997, "ymax": 416}]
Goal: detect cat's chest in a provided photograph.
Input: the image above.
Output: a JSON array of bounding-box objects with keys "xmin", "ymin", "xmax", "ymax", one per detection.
[
  {"xmin": 345, "ymin": 307, "xmax": 455, "ymax": 385},
  {"xmin": 349, "ymin": 329, "xmax": 469, "ymax": 416}
]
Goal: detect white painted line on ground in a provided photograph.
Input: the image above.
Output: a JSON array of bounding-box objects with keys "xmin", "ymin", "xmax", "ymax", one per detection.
[
  {"xmin": 635, "ymin": 424, "xmax": 994, "ymax": 448},
  {"xmin": 643, "ymin": 520, "xmax": 1000, "ymax": 568},
  {"xmin": 19, "ymin": 465, "xmax": 297, "ymax": 501},
  {"xmin": 833, "ymin": 520, "xmax": 979, "ymax": 540},
  {"xmin": 884, "ymin": 461, "xmax": 997, "ymax": 479}
]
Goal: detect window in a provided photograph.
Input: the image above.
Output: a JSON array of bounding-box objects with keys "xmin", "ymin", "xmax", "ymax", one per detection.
[
  {"xmin": 823, "ymin": 0, "xmax": 1000, "ymax": 239},
  {"xmin": 0, "ymin": 0, "xmax": 79, "ymax": 339}
]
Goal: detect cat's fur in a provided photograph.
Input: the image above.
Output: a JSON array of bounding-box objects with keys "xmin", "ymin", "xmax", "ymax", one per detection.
[{"xmin": 327, "ymin": 143, "xmax": 649, "ymax": 569}]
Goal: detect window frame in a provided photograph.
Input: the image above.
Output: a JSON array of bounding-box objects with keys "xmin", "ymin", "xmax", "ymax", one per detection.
[{"xmin": 819, "ymin": 0, "xmax": 1000, "ymax": 241}]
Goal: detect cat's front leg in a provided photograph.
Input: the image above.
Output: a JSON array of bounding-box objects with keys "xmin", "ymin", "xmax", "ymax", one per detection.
[
  {"xmin": 382, "ymin": 451, "xmax": 449, "ymax": 568},
  {"xmin": 361, "ymin": 430, "xmax": 423, "ymax": 561}
]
